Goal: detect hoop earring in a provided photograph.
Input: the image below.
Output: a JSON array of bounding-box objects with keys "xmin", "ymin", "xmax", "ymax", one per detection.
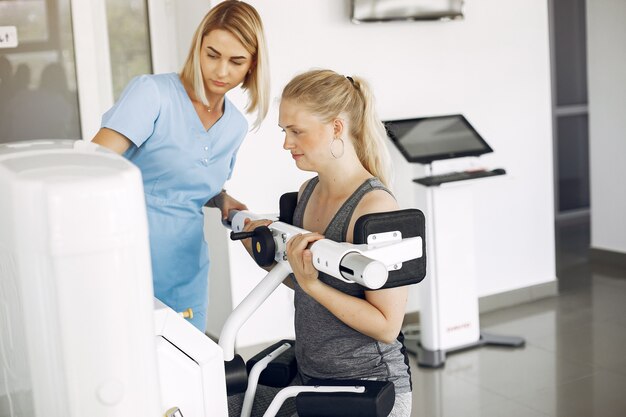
[{"xmin": 330, "ymin": 137, "xmax": 345, "ymax": 159}]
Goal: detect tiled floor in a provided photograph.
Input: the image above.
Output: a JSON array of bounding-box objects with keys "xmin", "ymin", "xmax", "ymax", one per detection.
[{"xmin": 407, "ymin": 217, "xmax": 626, "ymax": 417}]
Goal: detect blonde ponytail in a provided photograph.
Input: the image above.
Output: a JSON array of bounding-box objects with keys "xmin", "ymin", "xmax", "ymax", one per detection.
[{"xmin": 281, "ymin": 69, "xmax": 392, "ymax": 187}]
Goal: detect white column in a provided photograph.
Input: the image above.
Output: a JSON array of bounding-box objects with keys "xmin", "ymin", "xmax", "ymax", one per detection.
[{"xmin": 70, "ymin": 0, "xmax": 114, "ymax": 141}]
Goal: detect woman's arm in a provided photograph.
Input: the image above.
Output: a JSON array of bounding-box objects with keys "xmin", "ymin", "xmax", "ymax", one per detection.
[
  {"xmin": 92, "ymin": 128, "xmax": 133, "ymax": 155},
  {"xmin": 205, "ymin": 190, "xmax": 248, "ymax": 221},
  {"xmin": 287, "ymin": 232, "xmax": 407, "ymax": 343},
  {"xmin": 287, "ymin": 188, "xmax": 407, "ymax": 344}
]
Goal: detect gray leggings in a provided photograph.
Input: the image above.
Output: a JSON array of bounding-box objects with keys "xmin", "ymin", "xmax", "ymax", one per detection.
[
  {"xmin": 227, "ymin": 375, "xmax": 412, "ymax": 417},
  {"xmin": 388, "ymin": 392, "xmax": 412, "ymax": 417}
]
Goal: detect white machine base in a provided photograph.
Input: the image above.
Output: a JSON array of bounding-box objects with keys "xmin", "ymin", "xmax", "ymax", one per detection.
[
  {"xmin": 405, "ymin": 331, "xmax": 525, "ymax": 368},
  {"xmin": 412, "ymin": 162, "xmax": 525, "ymax": 368}
]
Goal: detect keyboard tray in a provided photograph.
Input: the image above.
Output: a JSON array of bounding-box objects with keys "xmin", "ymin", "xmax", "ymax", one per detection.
[{"xmin": 414, "ymin": 168, "xmax": 506, "ymax": 187}]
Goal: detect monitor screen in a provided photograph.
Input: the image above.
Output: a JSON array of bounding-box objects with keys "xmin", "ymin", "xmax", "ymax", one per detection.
[
  {"xmin": 351, "ymin": 0, "xmax": 464, "ymax": 23},
  {"xmin": 385, "ymin": 114, "xmax": 493, "ymax": 164}
]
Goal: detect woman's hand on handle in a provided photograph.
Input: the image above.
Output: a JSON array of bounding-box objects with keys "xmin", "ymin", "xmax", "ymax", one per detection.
[
  {"xmin": 240, "ymin": 217, "xmax": 273, "ymax": 256},
  {"xmin": 240, "ymin": 217, "xmax": 278, "ymax": 274},
  {"xmin": 286, "ymin": 232, "xmax": 325, "ymax": 293},
  {"xmin": 208, "ymin": 191, "xmax": 248, "ymax": 220}
]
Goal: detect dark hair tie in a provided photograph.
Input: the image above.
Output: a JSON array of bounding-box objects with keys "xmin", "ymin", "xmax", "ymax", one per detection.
[{"xmin": 346, "ymin": 76, "xmax": 355, "ymax": 85}]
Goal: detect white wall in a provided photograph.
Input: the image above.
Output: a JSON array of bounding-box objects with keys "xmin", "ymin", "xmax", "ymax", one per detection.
[
  {"xmin": 201, "ymin": 0, "xmax": 556, "ymax": 346},
  {"xmin": 587, "ymin": 0, "xmax": 626, "ymax": 254},
  {"xmin": 148, "ymin": 0, "xmax": 212, "ymax": 74}
]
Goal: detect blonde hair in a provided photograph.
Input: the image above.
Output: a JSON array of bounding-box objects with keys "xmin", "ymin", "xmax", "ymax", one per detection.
[
  {"xmin": 281, "ymin": 69, "xmax": 392, "ymax": 187},
  {"xmin": 180, "ymin": 0, "xmax": 269, "ymax": 130}
]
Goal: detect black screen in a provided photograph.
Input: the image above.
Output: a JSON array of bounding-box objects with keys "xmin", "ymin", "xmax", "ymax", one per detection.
[{"xmin": 385, "ymin": 114, "xmax": 493, "ymax": 164}]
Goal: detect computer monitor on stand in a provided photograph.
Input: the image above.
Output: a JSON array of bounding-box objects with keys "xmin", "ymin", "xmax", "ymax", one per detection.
[
  {"xmin": 385, "ymin": 114, "xmax": 524, "ymax": 368},
  {"xmin": 385, "ymin": 114, "xmax": 493, "ymax": 164}
]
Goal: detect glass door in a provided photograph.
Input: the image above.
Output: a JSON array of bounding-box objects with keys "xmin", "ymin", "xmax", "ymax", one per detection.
[
  {"xmin": 104, "ymin": 0, "xmax": 152, "ymax": 100},
  {"xmin": 0, "ymin": 0, "xmax": 153, "ymax": 144},
  {"xmin": 0, "ymin": 0, "xmax": 81, "ymax": 143}
]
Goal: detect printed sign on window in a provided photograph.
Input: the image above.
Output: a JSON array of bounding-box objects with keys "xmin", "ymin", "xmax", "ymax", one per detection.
[{"xmin": 0, "ymin": 26, "xmax": 18, "ymax": 48}]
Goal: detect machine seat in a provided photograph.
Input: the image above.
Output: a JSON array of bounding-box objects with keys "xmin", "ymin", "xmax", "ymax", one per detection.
[
  {"xmin": 246, "ymin": 340, "xmax": 395, "ymax": 417},
  {"xmin": 296, "ymin": 379, "xmax": 395, "ymax": 417},
  {"xmin": 246, "ymin": 339, "xmax": 297, "ymax": 387}
]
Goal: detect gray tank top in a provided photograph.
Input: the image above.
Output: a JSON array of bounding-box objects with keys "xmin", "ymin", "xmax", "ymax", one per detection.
[{"xmin": 291, "ymin": 176, "xmax": 411, "ymax": 394}]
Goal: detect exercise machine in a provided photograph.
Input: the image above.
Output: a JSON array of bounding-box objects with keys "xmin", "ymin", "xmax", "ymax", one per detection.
[
  {"xmin": 157, "ymin": 198, "xmax": 427, "ymax": 416},
  {"xmin": 0, "ymin": 140, "xmax": 426, "ymax": 416},
  {"xmin": 150, "ymin": 200, "xmax": 427, "ymax": 416}
]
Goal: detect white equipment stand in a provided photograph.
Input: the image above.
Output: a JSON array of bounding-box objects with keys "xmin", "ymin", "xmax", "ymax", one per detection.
[{"xmin": 406, "ymin": 162, "xmax": 525, "ymax": 367}]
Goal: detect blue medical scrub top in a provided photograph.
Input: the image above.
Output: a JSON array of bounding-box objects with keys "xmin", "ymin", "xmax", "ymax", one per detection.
[{"xmin": 101, "ymin": 73, "xmax": 248, "ymax": 332}]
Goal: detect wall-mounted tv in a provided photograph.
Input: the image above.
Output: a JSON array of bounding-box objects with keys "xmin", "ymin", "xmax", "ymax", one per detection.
[
  {"xmin": 351, "ymin": 0, "xmax": 464, "ymax": 23},
  {"xmin": 385, "ymin": 114, "xmax": 493, "ymax": 164}
]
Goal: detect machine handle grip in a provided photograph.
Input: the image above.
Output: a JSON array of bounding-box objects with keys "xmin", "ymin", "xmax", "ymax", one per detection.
[{"xmin": 230, "ymin": 230, "xmax": 256, "ymax": 241}]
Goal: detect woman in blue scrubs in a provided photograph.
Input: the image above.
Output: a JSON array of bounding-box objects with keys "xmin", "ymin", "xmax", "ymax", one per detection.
[{"xmin": 92, "ymin": 1, "xmax": 269, "ymax": 332}]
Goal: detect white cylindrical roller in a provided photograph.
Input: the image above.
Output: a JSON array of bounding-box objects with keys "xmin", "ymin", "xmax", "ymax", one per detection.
[
  {"xmin": 229, "ymin": 210, "xmax": 264, "ymax": 232},
  {"xmin": 309, "ymin": 239, "xmax": 352, "ymax": 281},
  {"xmin": 340, "ymin": 252, "xmax": 388, "ymax": 289}
]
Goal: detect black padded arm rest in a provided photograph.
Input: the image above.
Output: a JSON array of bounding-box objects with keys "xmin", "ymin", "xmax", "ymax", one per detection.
[
  {"xmin": 224, "ymin": 355, "xmax": 248, "ymax": 395},
  {"xmin": 246, "ymin": 339, "xmax": 297, "ymax": 388},
  {"xmin": 278, "ymin": 192, "xmax": 427, "ymax": 288},
  {"xmin": 279, "ymin": 192, "xmax": 299, "ymax": 224},
  {"xmin": 296, "ymin": 379, "xmax": 395, "ymax": 417},
  {"xmin": 353, "ymin": 208, "xmax": 427, "ymax": 288}
]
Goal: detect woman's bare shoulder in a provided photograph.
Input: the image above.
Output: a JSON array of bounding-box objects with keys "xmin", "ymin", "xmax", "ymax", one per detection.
[{"xmin": 355, "ymin": 188, "xmax": 399, "ymax": 217}]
